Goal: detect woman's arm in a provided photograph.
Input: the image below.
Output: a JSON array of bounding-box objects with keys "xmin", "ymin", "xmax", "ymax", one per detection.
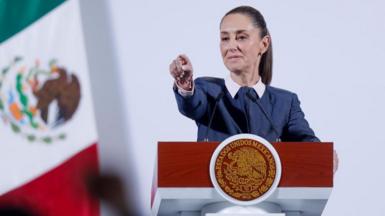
[
  {"xmin": 173, "ymin": 80, "xmax": 208, "ymax": 120},
  {"xmin": 170, "ymin": 54, "xmax": 208, "ymax": 120},
  {"xmin": 281, "ymin": 93, "xmax": 320, "ymax": 142}
]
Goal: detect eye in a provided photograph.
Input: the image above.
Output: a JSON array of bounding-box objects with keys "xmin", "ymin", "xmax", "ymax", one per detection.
[
  {"xmin": 221, "ymin": 37, "xmax": 229, "ymax": 42},
  {"xmin": 237, "ymin": 35, "xmax": 248, "ymax": 41}
]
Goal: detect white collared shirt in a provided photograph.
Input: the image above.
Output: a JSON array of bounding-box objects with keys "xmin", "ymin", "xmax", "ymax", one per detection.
[
  {"xmin": 225, "ymin": 75, "xmax": 265, "ymax": 98},
  {"xmin": 176, "ymin": 75, "xmax": 266, "ymax": 98}
]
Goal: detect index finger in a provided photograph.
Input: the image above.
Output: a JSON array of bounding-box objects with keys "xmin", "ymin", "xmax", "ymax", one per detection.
[{"xmin": 178, "ymin": 54, "xmax": 191, "ymax": 65}]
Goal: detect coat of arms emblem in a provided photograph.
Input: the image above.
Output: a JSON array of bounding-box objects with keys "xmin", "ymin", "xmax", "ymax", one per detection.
[
  {"xmin": 0, "ymin": 57, "xmax": 81, "ymax": 143},
  {"xmin": 210, "ymin": 134, "xmax": 281, "ymax": 205}
]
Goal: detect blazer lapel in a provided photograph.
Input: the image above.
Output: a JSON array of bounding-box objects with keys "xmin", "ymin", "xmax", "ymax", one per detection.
[{"xmin": 258, "ymin": 86, "xmax": 273, "ymax": 119}]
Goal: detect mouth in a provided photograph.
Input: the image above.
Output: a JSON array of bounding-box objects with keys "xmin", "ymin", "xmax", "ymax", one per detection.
[{"xmin": 227, "ymin": 55, "xmax": 242, "ymax": 60}]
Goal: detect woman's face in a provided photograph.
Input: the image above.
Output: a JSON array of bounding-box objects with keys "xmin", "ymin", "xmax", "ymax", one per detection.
[{"xmin": 220, "ymin": 13, "xmax": 269, "ymax": 74}]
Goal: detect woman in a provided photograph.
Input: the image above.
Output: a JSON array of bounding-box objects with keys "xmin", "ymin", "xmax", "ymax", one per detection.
[{"xmin": 169, "ymin": 6, "xmax": 319, "ymax": 143}]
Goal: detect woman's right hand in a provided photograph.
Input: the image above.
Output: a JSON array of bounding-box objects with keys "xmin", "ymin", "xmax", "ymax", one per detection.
[{"xmin": 169, "ymin": 54, "xmax": 193, "ymax": 91}]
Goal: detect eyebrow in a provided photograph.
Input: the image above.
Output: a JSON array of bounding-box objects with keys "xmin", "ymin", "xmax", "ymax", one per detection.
[{"xmin": 220, "ymin": 29, "xmax": 249, "ymax": 34}]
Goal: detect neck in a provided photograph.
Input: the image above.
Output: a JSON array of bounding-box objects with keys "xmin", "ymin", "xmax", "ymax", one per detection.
[
  {"xmin": 230, "ymin": 68, "xmax": 260, "ymax": 87},
  {"xmin": 230, "ymin": 55, "xmax": 262, "ymax": 86}
]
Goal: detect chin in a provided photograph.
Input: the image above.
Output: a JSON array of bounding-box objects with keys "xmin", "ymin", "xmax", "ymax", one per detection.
[{"xmin": 225, "ymin": 64, "xmax": 244, "ymax": 73}]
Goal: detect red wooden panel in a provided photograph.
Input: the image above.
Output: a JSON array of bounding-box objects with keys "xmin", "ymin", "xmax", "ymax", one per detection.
[{"xmin": 157, "ymin": 142, "xmax": 333, "ymax": 188}]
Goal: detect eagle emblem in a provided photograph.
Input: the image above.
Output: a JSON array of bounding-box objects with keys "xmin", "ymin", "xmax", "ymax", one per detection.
[
  {"xmin": 210, "ymin": 134, "xmax": 281, "ymax": 205},
  {"xmin": 0, "ymin": 57, "xmax": 81, "ymax": 143}
]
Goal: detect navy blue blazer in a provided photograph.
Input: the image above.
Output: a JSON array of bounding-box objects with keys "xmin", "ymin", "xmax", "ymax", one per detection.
[{"xmin": 174, "ymin": 77, "xmax": 320, "ymax": 142}]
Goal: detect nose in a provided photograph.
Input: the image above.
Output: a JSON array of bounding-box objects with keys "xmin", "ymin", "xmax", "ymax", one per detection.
[{"xmin": 226, "ymin": 39, "xmax": 238, "ymax": 53}]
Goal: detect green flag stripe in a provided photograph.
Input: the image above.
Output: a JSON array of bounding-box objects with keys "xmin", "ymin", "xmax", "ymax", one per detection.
[{"xmin": 0, "ymin": 0, "xmax": 66, "ymax": 44}]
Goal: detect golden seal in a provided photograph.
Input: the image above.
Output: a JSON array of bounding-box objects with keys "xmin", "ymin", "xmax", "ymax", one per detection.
[{"xmin": 214, "ymin": 138, "xmax": 277, "ymax": 201}]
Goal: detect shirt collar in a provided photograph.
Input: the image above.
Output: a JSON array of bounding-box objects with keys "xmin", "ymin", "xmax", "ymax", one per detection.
[{"xmin": 225, "ymin": 75, "xmax": 266, "ymax": 98}]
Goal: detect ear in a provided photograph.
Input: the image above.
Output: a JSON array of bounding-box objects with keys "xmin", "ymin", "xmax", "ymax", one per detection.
[{"xmin": 259, "ymin": 35, "xmax": 270, "ymax": 54}]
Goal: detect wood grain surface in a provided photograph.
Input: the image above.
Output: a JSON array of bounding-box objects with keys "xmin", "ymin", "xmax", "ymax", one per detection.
[{"xmin": 156, "ymin": 142, "xmax": 333, "ymax": 188}]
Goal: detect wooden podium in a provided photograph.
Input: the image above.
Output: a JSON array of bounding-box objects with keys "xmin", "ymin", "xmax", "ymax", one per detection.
[{"xmin": 151, "ymin": 142, "xmax": 333, "ymax": 216}]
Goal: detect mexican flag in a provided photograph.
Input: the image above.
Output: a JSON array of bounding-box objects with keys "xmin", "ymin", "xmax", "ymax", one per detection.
[{"xmin": 0, "ymin": 0, "xmax": 99, "ymax": 215}]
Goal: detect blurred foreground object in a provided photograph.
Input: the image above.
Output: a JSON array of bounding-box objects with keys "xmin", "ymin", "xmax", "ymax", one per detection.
[{"xmin": 87, "ymin": 173, "xmax": 136, "ymax": 216}]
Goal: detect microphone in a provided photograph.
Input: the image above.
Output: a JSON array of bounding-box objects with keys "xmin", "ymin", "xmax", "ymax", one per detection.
[
  {"xmin": 204, "ymin": 92, "xmax": 225, "ymax": 142},
  {"xmin": 246, "ymin": 91, "xmax": 281, "ymax": 142}
]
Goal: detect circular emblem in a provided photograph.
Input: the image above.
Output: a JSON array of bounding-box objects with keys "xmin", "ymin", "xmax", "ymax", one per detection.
[
  {"xmin": 0, "ymin": 56, "xmax": 81, "ymax": 143},
  {"xmin": 210, "ymin": 134, "xmax": 281, "ymax": 205}
]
